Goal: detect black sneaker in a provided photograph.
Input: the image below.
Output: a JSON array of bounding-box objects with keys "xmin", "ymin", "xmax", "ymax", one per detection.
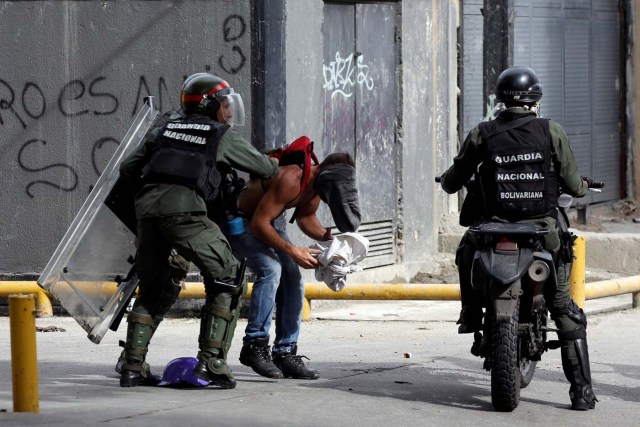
[
  {"xmin": 272, "ymin": 347, "xmax": 319, "ymax": 380},
  {"xmin": 239, "ymin": 337, "xmax": 283, "ymax": 379}
]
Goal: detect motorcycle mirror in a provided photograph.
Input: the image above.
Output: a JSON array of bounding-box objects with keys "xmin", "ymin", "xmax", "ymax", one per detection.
[{"xmin": 558, "ymin": 194, "xmax": 573, "ymax": 209}]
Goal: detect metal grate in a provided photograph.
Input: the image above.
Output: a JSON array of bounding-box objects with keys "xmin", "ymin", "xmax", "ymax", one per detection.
[{"xmin": 334, "ymin": 219, "xmax": 396, "ymax": 269}]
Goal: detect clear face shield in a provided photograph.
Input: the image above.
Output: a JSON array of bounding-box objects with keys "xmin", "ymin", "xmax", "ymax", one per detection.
[{"xmin": 217, "ymin": 91, "xmax": 245, "ymax": 127}]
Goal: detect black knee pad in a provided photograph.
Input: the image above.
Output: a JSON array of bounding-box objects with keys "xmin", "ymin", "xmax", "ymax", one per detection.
[
  {"xmin": 552, "ymin": 308, "xmax": 586, "ymax": 342},
  {"xmin": 567, "ymin": 302, "xmax": 587, "ymax": 329},
  {"xmin": 550, "ymin": 298, "xmax": 587, "ymax": 330},
  {"xmin": 556, "ymin": 319, "xmax": 586, "ymax": 341}
]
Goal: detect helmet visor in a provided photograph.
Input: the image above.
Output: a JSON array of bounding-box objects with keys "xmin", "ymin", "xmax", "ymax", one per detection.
[{"xmin": 218, "ymin": 92, "xmax": 245, "ymax": 127}]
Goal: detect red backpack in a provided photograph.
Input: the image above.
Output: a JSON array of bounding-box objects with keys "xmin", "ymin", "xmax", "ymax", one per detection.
[{"xmin": 270, "ymin": 135, "xmax": 319, "ymax": 198}]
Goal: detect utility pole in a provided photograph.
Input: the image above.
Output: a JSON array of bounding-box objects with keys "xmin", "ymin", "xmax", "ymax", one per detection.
[{"xmin": 482, "ymin": 0, "xmax": 514, "ymax": 117}]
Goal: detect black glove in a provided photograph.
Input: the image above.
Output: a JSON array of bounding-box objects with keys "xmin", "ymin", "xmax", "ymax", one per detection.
[{"xmin": 581, "ymin": 176, "xmax": 593, "ymax": 188}]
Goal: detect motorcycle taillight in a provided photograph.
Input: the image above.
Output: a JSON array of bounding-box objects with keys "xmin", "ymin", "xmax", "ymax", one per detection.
[{"xmin": 495, "ymin": 237, "xmax": 518, "ymax": 251}]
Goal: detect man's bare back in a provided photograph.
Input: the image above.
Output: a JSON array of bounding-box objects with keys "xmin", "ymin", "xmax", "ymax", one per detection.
[
  {"xmin": 238, "ymin": 165, "xmax": 319, "ymax": 219},
  {"xmin": 237, "ymin": 164, "xmax": 325, "ymax": 269}
]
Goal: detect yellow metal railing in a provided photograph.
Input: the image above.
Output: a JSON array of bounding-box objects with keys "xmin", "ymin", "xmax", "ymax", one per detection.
[
  {"xmin": 2, "ymin": 237, "xmax": 639, "ymax": 320},
  {"xmin": 2, "ymin": 276, "xmax": 638, "ymax": 321},
  {"xmin": 1, "ymin": 282, "xmax": 52, "ymax": 317}
]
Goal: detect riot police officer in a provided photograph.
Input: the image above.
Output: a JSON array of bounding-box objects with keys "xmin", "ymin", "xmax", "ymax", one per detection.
[
  {"xmin": 117, "ymin": 73, "xmax": 278, "ymax": 389},
  {"xmin": 439, "ymin": 67, "xmax": 598, "ymax": 410}
]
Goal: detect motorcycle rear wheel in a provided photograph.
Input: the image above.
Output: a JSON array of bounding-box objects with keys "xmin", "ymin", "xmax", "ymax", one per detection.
[{"xmin": 491, "ymin": 298, "xmax": 521, "ymax": 411}]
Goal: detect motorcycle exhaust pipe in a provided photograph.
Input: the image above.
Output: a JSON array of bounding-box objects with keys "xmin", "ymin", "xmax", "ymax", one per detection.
[{"xmin": 528, "ymin": 260, "xmax": 550, "ymax": 284}]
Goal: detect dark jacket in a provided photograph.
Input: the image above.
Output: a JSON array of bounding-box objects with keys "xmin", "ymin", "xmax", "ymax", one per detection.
[
  {"xmin": 120, "ymin": 111, "xmax": 278, "ymax": 219},
  {"xmin": 441, "ymin": 108, "xmax": 587, "ymax": 225}
]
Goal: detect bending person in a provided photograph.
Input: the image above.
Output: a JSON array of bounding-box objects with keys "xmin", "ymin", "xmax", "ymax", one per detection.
[{"xmin": 227, "ymin": 151, "xmax": 360, "ymax": 380}]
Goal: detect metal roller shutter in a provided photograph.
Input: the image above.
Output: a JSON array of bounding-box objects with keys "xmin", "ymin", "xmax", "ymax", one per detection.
[{"xmin": 462, "ymin": 0, "xmax": 622, "ymax": 203}]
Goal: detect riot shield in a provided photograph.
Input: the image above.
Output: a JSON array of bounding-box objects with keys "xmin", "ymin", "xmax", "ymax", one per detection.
[{"xmin": 38, "ymin": 99, "xmax": 159, "ymax": 344}]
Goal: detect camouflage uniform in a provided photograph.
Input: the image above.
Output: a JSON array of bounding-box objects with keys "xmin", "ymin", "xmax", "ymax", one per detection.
[{"xmin": 116, "ymin": 110, "xmax": 278, "ymax": 388}]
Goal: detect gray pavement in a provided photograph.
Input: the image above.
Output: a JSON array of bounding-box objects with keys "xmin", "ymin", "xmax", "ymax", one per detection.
[
  {"xmin": 2, "ymin": 204, "xmax": 638, "ymax": 426},
  {"xmin": 1, "ymin": 294, "xmax": 638, "ymax": 426}
]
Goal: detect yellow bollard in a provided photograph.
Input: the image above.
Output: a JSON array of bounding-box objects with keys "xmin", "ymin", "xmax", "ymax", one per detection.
[
  {"xmin": 9, "ymin": 294, "xmax": 39, "ymax": 413},
  {"xmin": 569, "ymin": 236, "xmax": 586, "ymax": 308},
  {"xmin": 302, "ymin": 298, "xmax": 311, "ymax": 321}
]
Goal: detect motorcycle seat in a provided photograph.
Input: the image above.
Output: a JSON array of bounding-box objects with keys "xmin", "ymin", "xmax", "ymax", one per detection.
[{"xmin": 471, "ymin": 222, "xmax": 549, "ymax": 236}]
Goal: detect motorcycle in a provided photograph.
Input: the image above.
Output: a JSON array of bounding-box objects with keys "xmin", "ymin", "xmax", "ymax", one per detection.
[{"xmin": 436, "ymin": 175, "xmax": 603, "ymax": 411}]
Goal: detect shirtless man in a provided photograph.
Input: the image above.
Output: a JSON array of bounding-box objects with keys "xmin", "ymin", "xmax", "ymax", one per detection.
[{"xmin": 226, "ymin": 151, "xmax": 360, "ymax": 380}]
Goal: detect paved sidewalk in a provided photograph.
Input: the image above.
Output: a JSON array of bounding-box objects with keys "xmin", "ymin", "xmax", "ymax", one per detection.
[
  {"xmin": 310, "ymin": 293, "xmax": 634, "ymax": 321},
  {"xmin": 1, "ymin": 295, "xmax": 638, "ymax": 426}
]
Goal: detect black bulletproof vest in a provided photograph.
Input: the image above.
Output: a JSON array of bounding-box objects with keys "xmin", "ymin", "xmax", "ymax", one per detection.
[
  {"xmin": 477, "ymin": 116, "xmax": 558, "ymax": 220},
  {"xmin": 142, "ymin": 116, "xmax": 229, "ymax": 202}
]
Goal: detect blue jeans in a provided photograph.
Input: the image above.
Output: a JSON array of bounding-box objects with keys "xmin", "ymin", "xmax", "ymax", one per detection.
[{"xmin": 226, "ymin": 218, "xmax": 304, "ymax": 355}]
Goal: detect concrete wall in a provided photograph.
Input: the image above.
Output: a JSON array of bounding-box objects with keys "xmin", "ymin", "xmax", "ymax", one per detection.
[
  {"xmin": 0, "ymin": 0, "xmax": 460, "ymax": 281},
  {"xmin": 284, "ymin": 1, "xmax": 325, "ymax": 147},
  {"xmin": 285, "ymin": 0, "xmax": 459, "ymax": 281},
  {"xmin": 0, "ymin": 1, "xmax": 252, "ymax": 277},
  {"xmin": 283, "ymin": 0, "xmax": 339, "ymax": 268},
  {"xmin": 400, "ymin": 0, "xmax": 460, "ymax": 276}
]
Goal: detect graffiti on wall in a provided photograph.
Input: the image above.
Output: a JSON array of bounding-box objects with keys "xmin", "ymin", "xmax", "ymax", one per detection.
[
  {"xmin": 2, "ymin": 75, "xmax": 172, "ymax": 198},
  {"xmin": 1, "ymin": 14, "xmax": 248, "ymax": 200},
  {"xmin": 219, "ymin": 14, "xmax": 247, "ymax": 74},
  {"xmin": 323, "ymin": 51, "xmax": 374, "ymax": 99},
  {"xmin": 483, "ymin": 93, "xmax": 500, "ymax": 122}
]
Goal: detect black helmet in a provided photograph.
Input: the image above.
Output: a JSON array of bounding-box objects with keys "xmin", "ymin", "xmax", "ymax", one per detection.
[
  {"xmin": 180, "ymin": 73, "xmax": 245, "ymax": 125},
  {"xmin": 495, "ymin": 66, "xmax": 542, "ymax": 104}
]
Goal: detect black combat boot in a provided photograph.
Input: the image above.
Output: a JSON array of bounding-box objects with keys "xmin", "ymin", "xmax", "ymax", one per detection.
[
  {"xmin": 119, "ymin": 312, "xmax": 161, "ymax": 387},
  {"xmin": 456, "ymin": 305, "xmax": 483, "ymax": 334},
  {"xmin": 562, "ymin": 338, "xmax": 598, "ymax": 410},
  {"xmin": 239, "ymin": 337, "xmax": 284, "ymax": 379},
  {"xmin": 194, "ymin": 294, "xmax": 247, "ymax": 389},
  {"xmin": 120, "ymin": 364, "xmax": 161, "ymax": 387},
  {"xmin": 569, "ymin": 378, "xmax": 597, "ymax": 411},
  {"xmin": 272, "ymin": 345, "xmax": 319, "ymax": 380},
  {"xmin": 192, "ymin": 356, "xmax": 236, "ymax": 389}
]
